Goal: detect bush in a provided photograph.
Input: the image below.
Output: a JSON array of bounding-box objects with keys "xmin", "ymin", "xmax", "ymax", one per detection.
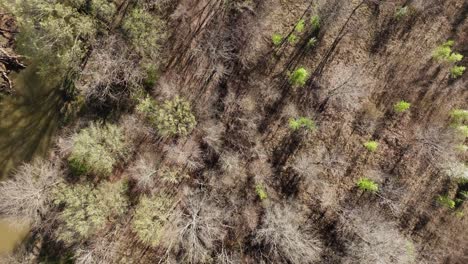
[
  {"xmin": 295, "ymin": 19, "xmax": 305, "ymax": 33},
  {"xmin": 456, "ymin": 125, "xmax": 468, "ymax": 137},
  {"xmin": 136, "ymin": 96, "xmax": 197, "ymax": 137},
  {"xmin": 68, "ymin": 123, "xmax": 127, "ymax": 176},
  {"xmin": 450, "ymin": 65, "xmax": 466, "ymax": 78},
  {"xmin": 307, "ymin": 37, "xmax": 318, "ymax": 48},
  {"xmin": 271, "ymin": 33, "xmax": 283, "ymax": 46},
  {"xmin": 122, "ymin": 8, "xmax": 166, "ymax": 59},
  {"xmin": 450, "ymin": 109, "xmax": 468, "ymax": 124},
  {"xmin": 432, "ymin": 40, "xmax": 464, "ymax": 78},
  {"xmin": 393, "ymin": 100, "xmax": 411, "ymax": 113},
  {"xmin": 356, "ymin": 178, "xmax": 379, "ymax": 193},
  {"xmin": 132, "ymin": 194, "xmax": 173, "ymax": 247},
  {"xmin": 289, "ymin": 67, "xmax": 310, "ymax": 87},
  {"xmin": 436, "ymin": 195, "xmax": 455, "ymax": 209},
  {"xmin": 287, "ymin": 34, "xmax": 298, "ymax": 44},
  {"xmin": 255, "ymin": 184, "xmax": 268, "ymax": 200},
  {"xmin": 288, "ymin": 117, "xmax": 316, "ymax": 131},
  {"xmin": 310, "ymin": 15, "xmax": 320, "ymax": 31},
  {"xmin": 363, "ymin": 140, "xmax": 379, "ymax": 152},
  {"xmin": 52, "ymin": 180, "xmax": 128, "ymax": 244},
  {"xmin": 395, "ymin": 6, "xmax": 409, "ymax": 19},
  {"xmin": 432, "ymin": 41, "xmax": 461, "ymax": 62}
]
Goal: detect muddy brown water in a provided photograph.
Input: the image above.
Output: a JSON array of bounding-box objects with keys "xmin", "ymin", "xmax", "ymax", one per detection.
[{"xmin": 0, "ymin": 65, "xmax": 63, "ymax": 256}]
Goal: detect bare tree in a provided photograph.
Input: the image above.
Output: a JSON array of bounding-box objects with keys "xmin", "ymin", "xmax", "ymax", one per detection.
[
  {"xmin": 128, "ymin": 153, "xmax": 158, "ymax": 193},
  {"xmin": 164, "ymin": 137, "xmax": 203, "ymax": 171},
  {"xmin": 414, "ymin": 126, "xmax": 459, "ymax": 170},
  {"xmin": 340, "ymin": 208, "xmax": 415, "ymax": 264},
  {"xmin": 74, "ymin": 224, "xmax": 125, "ymax": 264},
  {"xmin": 165, "ymin": 194, "xmax": 228, "ymax": 263},
  {"xmin": 254, "ymin": 204, "xmax": 323, "ymax": 264},
  {"xmin": 77, "ymin": 35, "xmax": 144, "ymax": 106},
  {"xmin": 0, "ymin": 159, "xmax": 61, "ymax": 227}
]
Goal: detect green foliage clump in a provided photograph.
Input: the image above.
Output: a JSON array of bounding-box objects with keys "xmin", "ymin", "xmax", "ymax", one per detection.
[
  {"xmin": 356, "ymin": 178, "xmax": 379, "ymax": 193},
  {"xmin": 272, "ymin": 33, "xmax": 283, "ymax": 46},
  {"xmin": 432, "ymin": 41, "xmax": 460, "ymax": 62},
  {"xmin": 393, "ymin": 100, "xmax": 411, "ymax": 113},
  {"xmin": 132, "ymin": 194, "xmax": 173, "ymax": 247},
  {"xmin": 295, "ymin": 19, "xmax": 305, "ymax": 33},
  {"xmin": 52, "ymin": 180, "xmax": 128, "ymax": 244},
  {"xmin": 123, "ymin": 8, "xmax": 166, "ymax": 59},
  {"xmin": 310, "ymin": 15, "xmax": 320, "ymax": 31},
  {"xmin": 255, "ymin": 184, "xmax": 268, "ymax": 200},
  {"xmin": 363, "ymin": 141, "xmax": 379, "ymax": 152},
  {"xmin": 307, "ymin": 37, "xmax": 318, "ymax": 48},
  {"xmin": 289, "ymin": 117, "xmax": 316, "ymax": 131},
  {"xmin": 4, "ymin": 0, "xmax": 97, "ymax": 86},
  {"xmin": 289, "ymin": 67, "xmax": 310, "ymax": 87},
  {"xmin": 450, "ymin": 109, "xmax": 468, "ymax": 124},
  {"xmin": 287, "ymin": 34, "xmax": 298, "ymax": 44},
  {"xmin": 456, "ymin": 125, "xmax": 468, "ymax": 137},
  {"xmin": 450, "ymin": 66, "xmax": 466, "ymax": 79},
  {"xmin": 395, "ymin": 6, "xmax": 409, "ymax": 19},
  {"xmin": 432, "ymin": 40, "xmax": 465, "ymax": 78},
  {"xmin": 436, "ymin": 195, "xmax": 455, "ymax": 209},
  {"xmin": 136, "ymin": 96, "xmax": 197, "ymax": 137},
  {"xmin": 68, "ymin": 123, "xmax": 126, "ymax": 177}
]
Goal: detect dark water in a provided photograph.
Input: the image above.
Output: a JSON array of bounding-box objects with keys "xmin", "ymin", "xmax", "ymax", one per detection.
[
  {"xmin": 0, "ymin": 65, "xmax": 63, "ymax": 179},
  {"xmin": 0, "ymin": 65, "xmax": 64, "ymax": 255}
]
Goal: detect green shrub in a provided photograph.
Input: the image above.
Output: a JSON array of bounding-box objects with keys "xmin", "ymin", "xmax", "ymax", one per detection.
[
  {"xmin": 295, "ymin": 19, "xmax": 305, "ymax": 33},
  {"xmin": 288, "ymin": 34, "xmax": 298, "ymax": 44},
  {"xmin": 289, "ymin": 117, "xmax": 316, "ymax": 131},
  {"xmin": 310, "ymin": 15, "xmax": 320, "ymax": 31},
  {"xmin": 307, "ymin": 37, "xmax": 318, "ymax": 48},
  {"xmin": 432, "ymin": 40, "xmax": 464, "ymax": 78},
  {"xmin": 363, "ymin": 141, "xmax": 379, "ymax": 152},
  {"xmin": 137, "ymin": 96, "xmax": 197, "ymax": 137},
  {"xmin": 289, "ymin": 67, "xmax": 310, "ymax": 87},
  {"xmin": 52, "ymin": 180, "xmax": 128, "ymax": 244},
  {"xmin": 436, "ymin": 195, "xmax": 455, "ymax": 209},
  {"xmin": 432, "ymin": 40, "xmax": 456, "ymax": 61},
  {"xmin": 68, "ymin": 123, "xmax": 127, "ymax": 176},
  {"xmin": 395, "ymin": 6, "xmax": 409, "ymax": 19},
  {"xmin": 132, "ymin": 194, "xmax": 173, "ymax": 247},
  {"xmin": 450, "ymin": 65, "xmax": 466, "ymax": 78},
  {"xmin": 255, "ymin": 184, "xmax": 268, "ymax": 200},
  {"xmin": 456, "ymin": 125, "xmax": 468, "ymax": 137},
  {"xmin": 356, "ymin": 178, "xmax": 379, "ymax": 193},
  {"xmin": 272, "ymin": 33, "xmax": 283, "ymax": 46},
  {"xmin": 122, "ymin": 8, "xmax": 166, "ymax": 59},
  {"xmin": 393, "ymin": 100, "xmax": 411, "ymax": 113},
  {"xmin": 450, "ymin": 109, "xmax": 468, "ymax": 124}
]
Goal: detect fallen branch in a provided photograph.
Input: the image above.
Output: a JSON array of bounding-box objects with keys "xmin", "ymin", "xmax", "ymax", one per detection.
[{"xmin": 0, "ymin": 47, "xmax": 25, "ymax": 71}]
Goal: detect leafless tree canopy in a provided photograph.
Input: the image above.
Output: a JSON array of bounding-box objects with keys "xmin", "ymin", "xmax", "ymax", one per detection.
[
  {"xmin": 166, "ymin": 194, "xmax": 228, "ymax": 263},
  {"xmin": 254, "ymin": 204, "xmax": 323, "ymax": 264},
  {"xmin": 0, "ymin": 159, "xmax": 60, "ymax": 227}
]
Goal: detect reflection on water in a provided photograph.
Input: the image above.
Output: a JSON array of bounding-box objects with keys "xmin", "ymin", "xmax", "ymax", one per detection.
[
  {"xmin": 0, "ymin": 219, "xmax": 29, "ymax": 256},
  {"xmin": 0, "ymin": 65, "xmax": 64, "ymax": 179},
  {"xmin": 0, "ymin": 65, "xmax": 65, "ymax": 255}
]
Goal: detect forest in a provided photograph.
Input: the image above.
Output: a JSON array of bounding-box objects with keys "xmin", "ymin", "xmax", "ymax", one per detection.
[{"xmin": 0, "ymin": 0, "xmax": 467, "ymax": 263}]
